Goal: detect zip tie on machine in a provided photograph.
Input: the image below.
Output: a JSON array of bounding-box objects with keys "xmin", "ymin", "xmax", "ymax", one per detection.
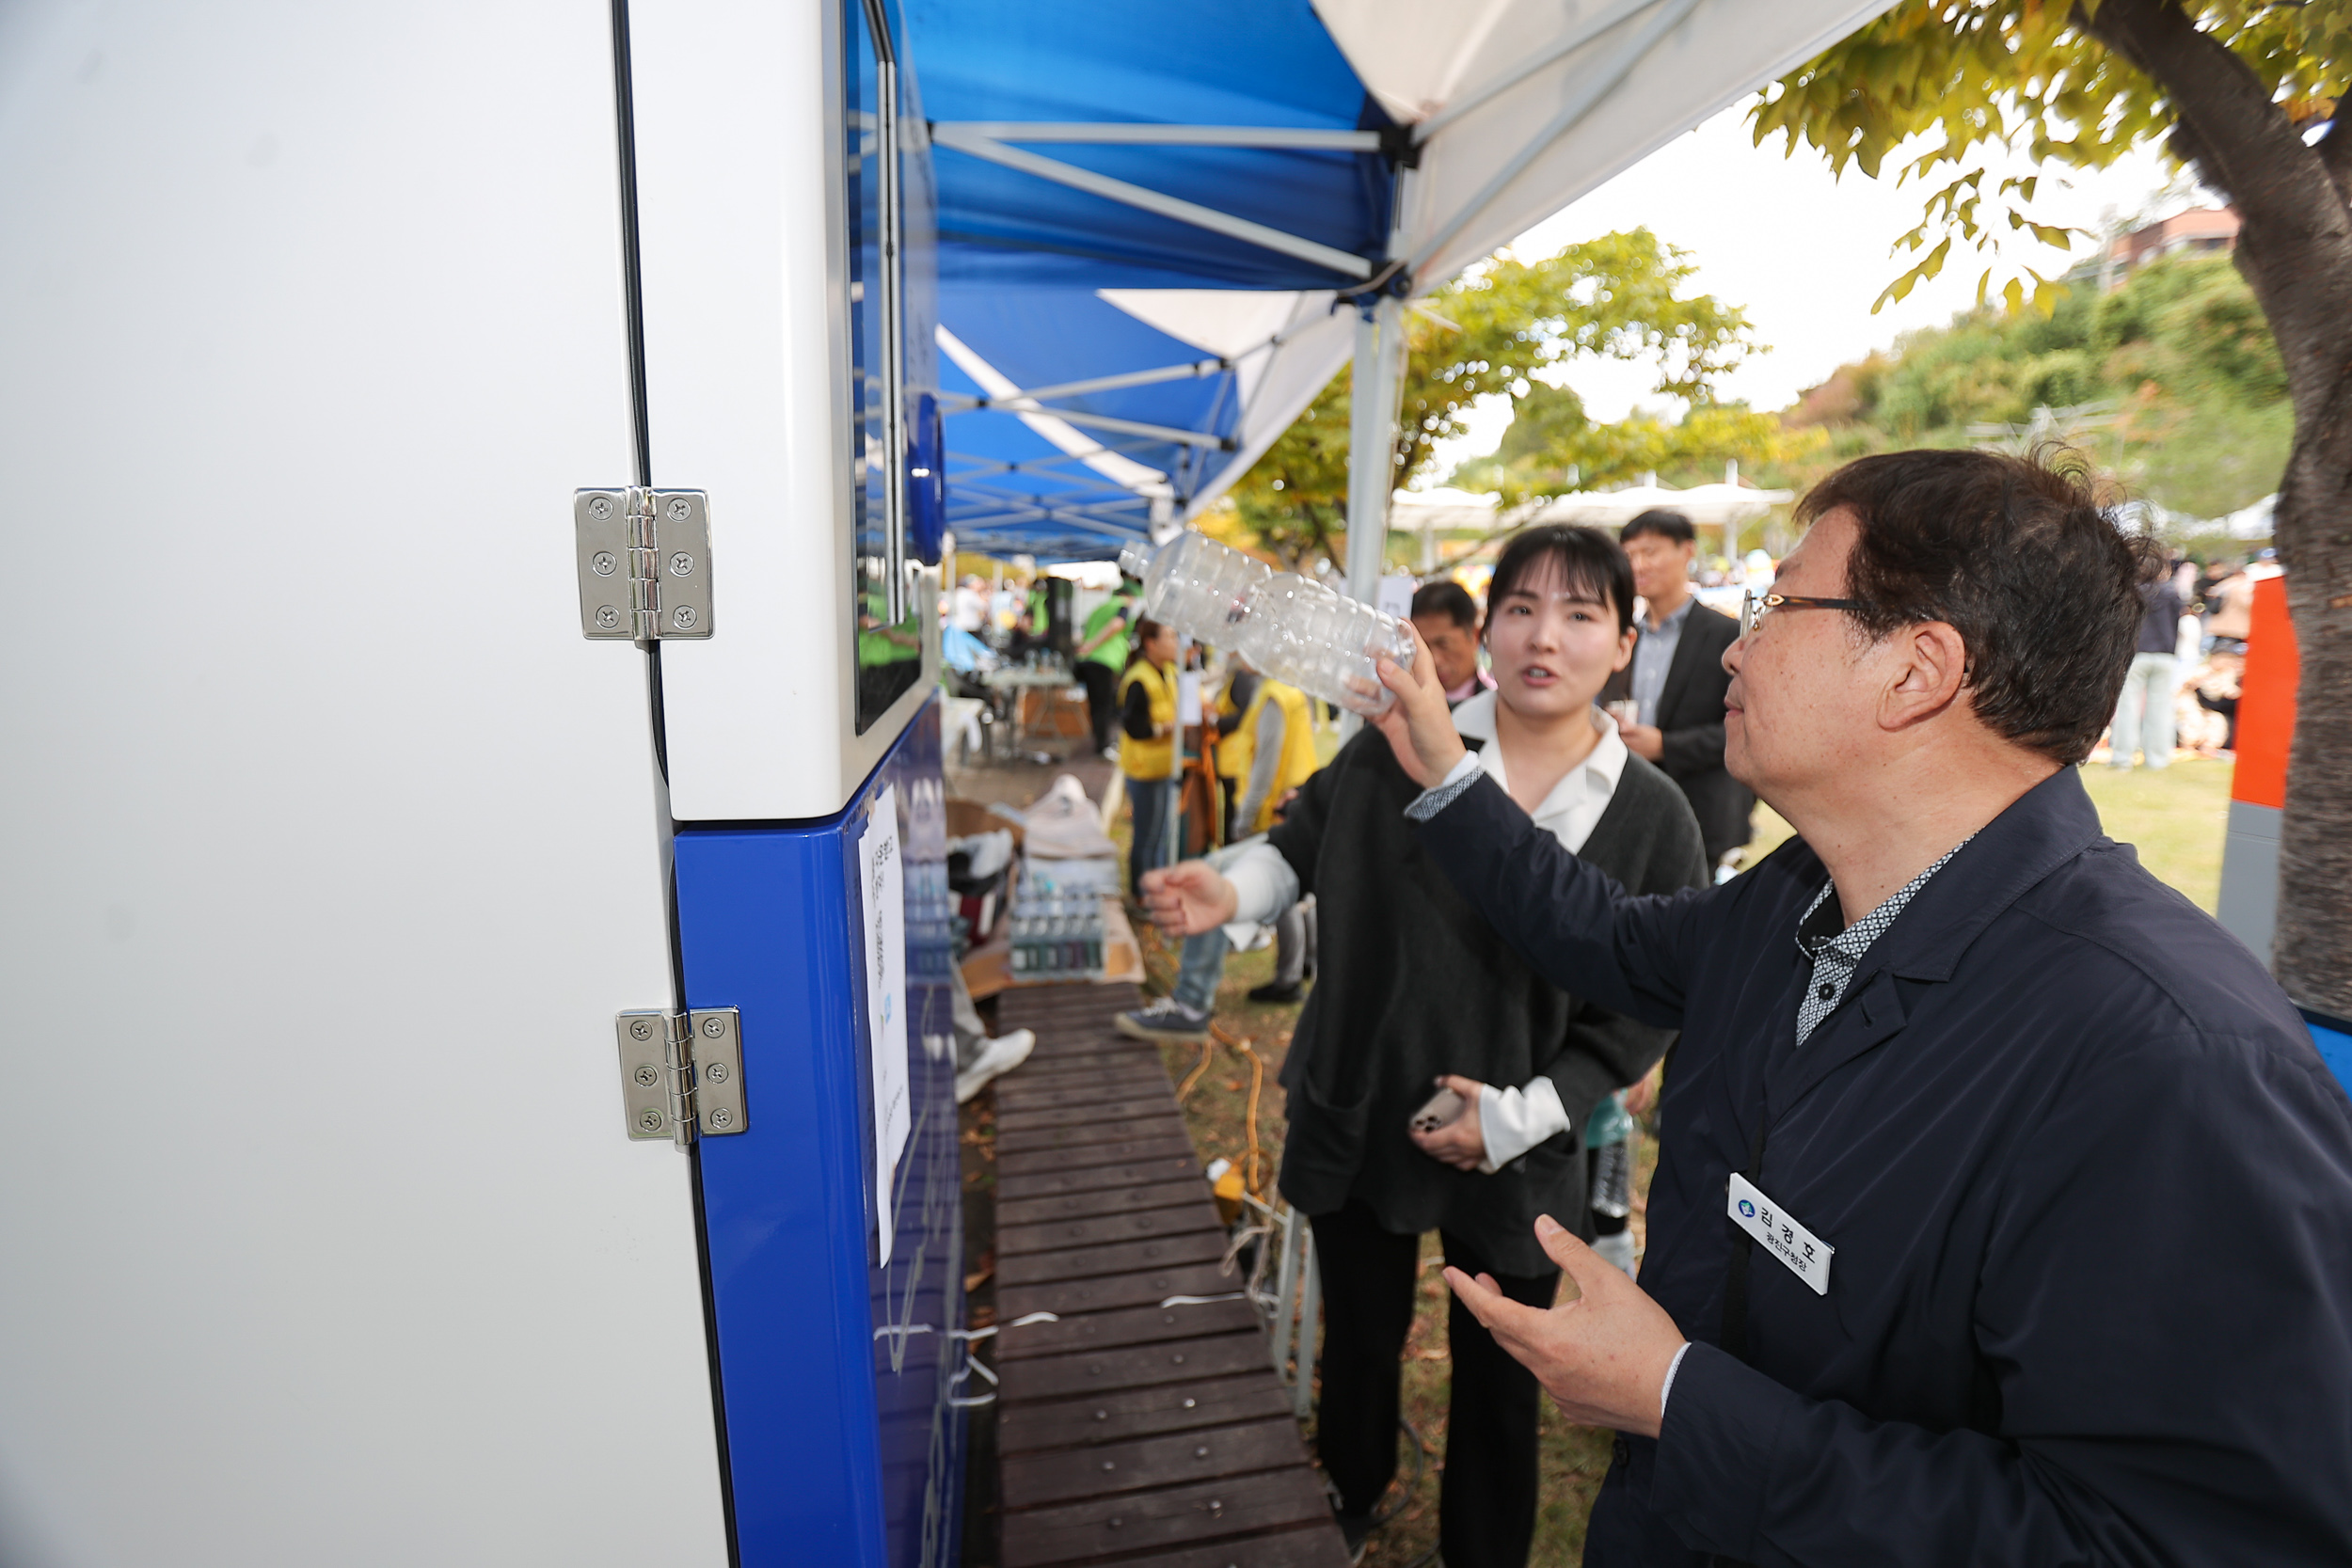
[
  {"xmin": 942, "ymin": 1311, "xmax": 1061, "ymax": 1408},
  {"xmin": 947, "ymin": 1310, "xmax": 1060, "ymax": 1341}
]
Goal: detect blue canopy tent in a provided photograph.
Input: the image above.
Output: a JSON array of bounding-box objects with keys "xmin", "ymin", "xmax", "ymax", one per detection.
[
  {"xmin": 905, "ymin": 0, "xmax": 1901, "ymax": 566},
  {"xmin": 907, "ymin": 0, "xmax": 1387, "ymax": 559}
]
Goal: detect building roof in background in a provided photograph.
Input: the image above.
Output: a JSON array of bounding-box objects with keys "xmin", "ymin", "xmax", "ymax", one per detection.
[{"xmin": 2108, "ymin": 206, "xmax": 2240, "ymax": 274}]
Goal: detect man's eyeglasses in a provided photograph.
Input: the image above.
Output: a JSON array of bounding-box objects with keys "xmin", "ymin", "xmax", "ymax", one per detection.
[{"xmin": 1739, "ymin": 591, "xmax": 1872, "ymax": 637}]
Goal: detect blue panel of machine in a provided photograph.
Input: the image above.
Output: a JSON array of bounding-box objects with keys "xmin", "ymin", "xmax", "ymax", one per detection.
[
  {"xmin": 2312, "ymin": 1018, "xmax": 2352, "ymax": 1094},
  {"xmin": 677, "ymin": 700, "xmax": 963, "ymax": 1568}
]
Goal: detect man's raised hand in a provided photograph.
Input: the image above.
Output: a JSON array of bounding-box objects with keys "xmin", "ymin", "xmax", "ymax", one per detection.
[
  {"xmin": 1445, "ymin": 1213, "xmax": 1687, "ymax": 1440},
  {"xmin": 1138, "ymin": 862, "xmax": 1240, "ymax": 937},
  {"xmin": 1370, "ymin": 620, "xmax": 1468, "ymax": 788}
]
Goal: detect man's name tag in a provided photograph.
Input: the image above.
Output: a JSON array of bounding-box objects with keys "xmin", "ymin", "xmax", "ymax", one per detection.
[{"xmin": 1727, "ymin": 1173, "xmax": 1833, "ymax": 1296}]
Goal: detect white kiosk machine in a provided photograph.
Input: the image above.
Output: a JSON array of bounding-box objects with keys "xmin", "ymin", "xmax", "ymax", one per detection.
[{"xmin": 0, "ymin": 2, "xmax": 965, "ymax": 1564}]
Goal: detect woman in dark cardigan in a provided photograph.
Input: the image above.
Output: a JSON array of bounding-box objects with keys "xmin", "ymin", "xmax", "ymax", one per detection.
[{"xmin": 1140, "ymin": 527, "xmax": 1708, "ymax": 1568}]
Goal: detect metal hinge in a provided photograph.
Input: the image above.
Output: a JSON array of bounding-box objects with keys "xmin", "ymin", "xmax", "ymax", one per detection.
[
  {"xmin": 574, "ymin": 487, "xmax": 714, "ymax": 641},
  {"xmin": 616, "ymin": 1007, "xmax": 747, "ymax": 1148}
]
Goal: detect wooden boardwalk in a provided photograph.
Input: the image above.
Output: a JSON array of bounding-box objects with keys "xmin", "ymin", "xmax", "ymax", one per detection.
[{"xmin": 987, "ymin": 983, "xmax": 1347, "ymax": 1568}]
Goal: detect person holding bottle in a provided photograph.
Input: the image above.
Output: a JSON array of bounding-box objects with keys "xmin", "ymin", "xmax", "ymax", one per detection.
[
  {"xmin": 1117, "ymin": 617, "xmax": 1181, "ymax": 897},
  {"xmin": 1133, "ymin": 527, "xmax": 1707, "ymax": 1568}
]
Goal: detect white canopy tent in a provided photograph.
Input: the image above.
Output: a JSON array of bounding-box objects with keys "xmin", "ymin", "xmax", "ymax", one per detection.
[
  {"xmin": 1525, "ymin": 476, "xmax": 1797, "ymax": 556},
  {"xmin": 922, "ymin": 0, "xmax": 1899, "ymax": 570},
  {"xmin": 1391, "ymin": 484, "xmax": 1503, "ymax": 569}
]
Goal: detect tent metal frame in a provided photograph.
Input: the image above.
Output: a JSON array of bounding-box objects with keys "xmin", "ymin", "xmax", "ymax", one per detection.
[
  {"xmin": 930, "ymin": 123, "xmax": 1375, "ymax": 278},
  {"xmin": 1411, "ymin": 0, "xmax": 1663, "ymax": 141},
  {"xmin": 926, "ymin": 0, "xmax": 1883, "ymax": 565},
  {"xmin": 1408, "ymin": 0, "xmax": 1702, "ymax": 275},
  {"xmin": 938, "ymin": 392, "xmax": 1236, "ymax": 451},
  {"xmin": 946, "ymin": 450, "xmax": 1168, "ymax": 488},
  {"xmin": 936, "ymin": 122, "xmax": 1381, "ymax": 150},
  {"xmin": 966, "ymin": 356, "xmax": 1230, "ymax": 404}
]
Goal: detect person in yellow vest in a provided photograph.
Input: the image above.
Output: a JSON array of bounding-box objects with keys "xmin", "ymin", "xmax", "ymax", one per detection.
[
  {"xmin": 1117, "ymin": 617, "xmax": 1180, "ymax": 895},
  {"xmin": 1213, "ymin": 657, "xmax": 1320, "ymax": 841},
  {"xmin": 1115, "ymin": 653, "xmax": 1326, "ymax": 1030},
  {"xmin": 1211, "ymin": 659, "xmax": 1255, "ymax": 841}
]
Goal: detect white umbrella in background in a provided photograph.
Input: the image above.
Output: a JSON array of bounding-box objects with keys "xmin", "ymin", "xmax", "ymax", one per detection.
[{"xmin": 1391, "ymin": 485, "xmax": 1503, "ymax": 570}]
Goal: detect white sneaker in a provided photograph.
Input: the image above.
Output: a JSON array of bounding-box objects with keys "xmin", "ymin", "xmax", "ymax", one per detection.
[
  {"xmin": 1590, "ymin": 1229, "xmax": 1637, "ymax": 1276},
  {"xmin": 955, "ymin": 1029, "xmax": 1034, "ymax": 1104}
]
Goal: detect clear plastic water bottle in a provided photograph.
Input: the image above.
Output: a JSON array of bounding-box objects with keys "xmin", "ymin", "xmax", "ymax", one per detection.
[
  {"xmin": 1119, "ymin": 533, "xmax": 1269, "ymax": 641},
  {"xmin": 1117, "ymin": 534, "xmax": 1414, "ymax": 715},
  {"xmin": 1241, "ymin": 572, "xmax": 1415, "ymax": 717}
]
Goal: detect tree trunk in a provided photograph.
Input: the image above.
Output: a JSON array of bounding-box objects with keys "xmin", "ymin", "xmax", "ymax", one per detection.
[{"xmin": 2086, "ymin": 0, "xmax": 2352, "ymax": 1014}]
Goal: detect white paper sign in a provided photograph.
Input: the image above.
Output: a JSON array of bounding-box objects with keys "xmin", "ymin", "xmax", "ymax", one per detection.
[
  {"xmin": 1376, "ymin": 573, "xmax": 1417, "ymax": 623},
  {"xmin": 1176, "ymin": 671, "xmax": 1203, "ymax": 725},
  {"xmin": 859, "ymin": 784, "xmax": 911, "ymax": 1265},
  {"xmin": 1727, "ymin": 1172, "xmax": 1833, "ymax": 1295}
]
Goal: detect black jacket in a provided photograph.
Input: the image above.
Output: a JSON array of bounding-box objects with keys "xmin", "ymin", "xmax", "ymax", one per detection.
[
  {"xmin": 1609, "ymin": 601, "xmax": 1752, "ymax": 864},
  {"xmin": 1415, "ymin": 766, "xmax": 2352, "ymax": 1564},
  {"xmin": 1269, "ymin": 729, "xmax": 1706, "ymax": 1274},
  {"xmin": 2137, "ymin": 578, "xmax": 2186, "ymax": 655}
]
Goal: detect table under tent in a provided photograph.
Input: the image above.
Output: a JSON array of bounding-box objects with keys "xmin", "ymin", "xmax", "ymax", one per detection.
[{"xmin": 0, "ymin": 4, "xmax": 1894, "ymax": 1568}]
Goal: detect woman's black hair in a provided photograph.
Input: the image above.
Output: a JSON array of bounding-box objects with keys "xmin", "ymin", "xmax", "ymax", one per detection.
[
  {"xmin": 1121, "ymin": 616, "xmax": 1170, "ymax": 673},
  {"xmin": 1486, "ymin": 525, "xmax": 1634, "ymax": 636}
]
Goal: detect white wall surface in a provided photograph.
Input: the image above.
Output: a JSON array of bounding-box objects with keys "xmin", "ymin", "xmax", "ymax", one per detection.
[
  {"xmin": 0, "ymin": 3, "xmax": 728, "ymax": 1562},
  {"xmin": 633, "ymin": 0, "xmax": 938, "ymax": 823}
]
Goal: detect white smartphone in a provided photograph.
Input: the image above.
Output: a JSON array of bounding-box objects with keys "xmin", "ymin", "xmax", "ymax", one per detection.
[{"xmin": 1409, "ymin": 1086, "xmax": 1466, "ymax": 1135}]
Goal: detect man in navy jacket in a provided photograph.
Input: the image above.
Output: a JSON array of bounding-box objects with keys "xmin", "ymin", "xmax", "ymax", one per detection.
[{"xmin": 1346, "ymin": 451, "xmax": 2352, "ymax": 1563}]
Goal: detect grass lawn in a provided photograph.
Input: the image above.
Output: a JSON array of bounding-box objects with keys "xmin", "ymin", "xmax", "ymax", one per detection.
[
  {"xmin": 1117, "ymin": 750, "xmax": 2233, "ymax": 1564},
  {"xmin": 1743, "ymin": 756, "xmax": 2233, "ymax": 912}
]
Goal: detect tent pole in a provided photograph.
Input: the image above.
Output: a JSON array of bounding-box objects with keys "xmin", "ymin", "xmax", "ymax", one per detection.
[
  {"xmin": 1341, "ymin": 295, "xmax": 1403, "ymax": 739},
  {"xmin": 1343, "ymin": 294, "xmax": 1402, "ymax": 607}
]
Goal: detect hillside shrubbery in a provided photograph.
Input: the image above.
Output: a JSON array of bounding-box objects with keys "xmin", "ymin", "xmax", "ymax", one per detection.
[{"xmin": 1777, "ymin": 254, "xmax": 2289, "ymax": 524}]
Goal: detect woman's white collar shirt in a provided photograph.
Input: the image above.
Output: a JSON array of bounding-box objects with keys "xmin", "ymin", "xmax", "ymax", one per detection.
[
  {"xmin": 1448, "ymin": 691, "xmax": 1628, "ymax": 856},
  {"xmin": 1441, "ymin": 692, "xmax": 1630, "ymax": 1173}
]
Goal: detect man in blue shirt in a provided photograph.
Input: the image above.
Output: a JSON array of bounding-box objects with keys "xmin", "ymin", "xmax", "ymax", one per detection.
[{"xmin": 1356, "ymin": 449, "xmax": 2352, "ymax": 1564}]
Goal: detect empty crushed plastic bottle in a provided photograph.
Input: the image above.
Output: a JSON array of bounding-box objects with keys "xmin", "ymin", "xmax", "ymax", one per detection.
[{"xmin": 1116, "ymin": 534, "xmax": 1413, "ymax": 715}]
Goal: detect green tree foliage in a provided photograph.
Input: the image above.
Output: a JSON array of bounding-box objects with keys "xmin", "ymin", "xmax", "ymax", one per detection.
[
  {"xmin": 1755, "ymin": 0, "xmax": 2348, "ymax": 312},
  {"xmin": 1758, "ymin": 0, "xmax": 2352, "ymax": 1013},
  {"xmin": 1450, "ymin": 383, "xmax": 1820, "ymax": 504},
  {"xmin": 1784, "ymin": 253, "xmax": 2288, "ymax": 523},
  {"xmin": 1230, "ymin": 231, "xmax": 1763, "ymax": 563}
]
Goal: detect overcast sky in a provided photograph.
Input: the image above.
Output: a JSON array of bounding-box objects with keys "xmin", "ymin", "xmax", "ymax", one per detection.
[{"xmin": 1419, "ymin": 103, "xmax": 2185, "ymax": 481}]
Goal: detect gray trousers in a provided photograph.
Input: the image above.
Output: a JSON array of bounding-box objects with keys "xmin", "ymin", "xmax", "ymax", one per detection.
[
  {"xmin": 1272, "ymin": 895, "xmax": 1316, "ymax": 986},
  {"xmin": 1172, "ymin": 894, "xmax": 1316, "ymax": 1011}
]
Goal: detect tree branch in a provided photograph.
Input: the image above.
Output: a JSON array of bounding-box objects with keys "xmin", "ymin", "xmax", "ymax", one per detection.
[
  {"xmin": 2076, "ymin": 0, "xmax": 2338, "ymax": 243},
  {"xmin": 2317, "ymin": 117, "xmax": 2352, "ymax": 213}
]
